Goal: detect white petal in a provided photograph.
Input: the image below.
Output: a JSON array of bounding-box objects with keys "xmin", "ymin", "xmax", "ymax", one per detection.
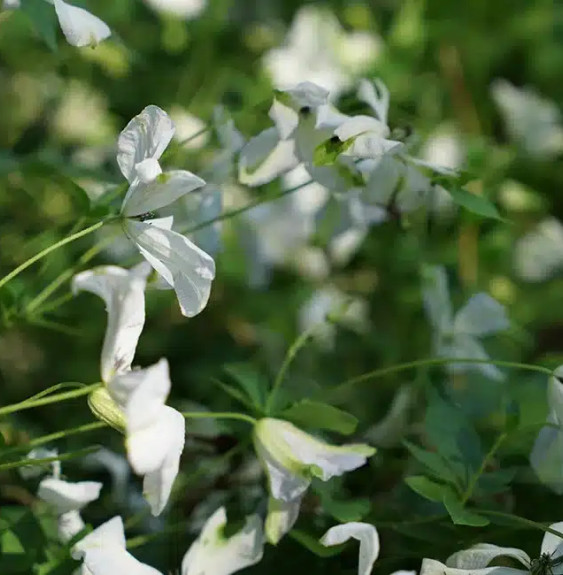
[
  {"xmin": 124, "ymin": 219, "xmax": 215, "ymax": 317},
  {"xmin": 122, "ymin": 170, "xmax": 206, "ymax": 218},
  {"xmin": 320, "ymin": 523, "xmax": 379, "ymax": 575},
  {"xmin": 549, "ymin": 370, "xmax": 563, "ymax": 424},
  {"xmin": 284, "ymin": 82, "xmax": 330, "ymax": 109},
  {"xmin": 270, "ymin": 99, "xmax": 299, "ymax": 140},
  {"xmin": 421, "ymin": 265, "xmax": 454, "ymax": 333},
  {"xmin": 447, "ymin": 544, "xmax": 530, "ymax": 569},
  {"xmin": 181, "ymin": 507, "xmax": 264, "ymax": 575},
  {"xmin": 358, "ymin": 79, "xmax": 390, "ymax": 125},
  {"xmin": 530, "ymin": 412, "xmax": 563, "ymax": 494},
  {"xmin": 72, "ymin": 516, "xmax": 126, "ymax": 560},
  {"xmin": 38, "ymin": 478, "xmax": 102, "ymax": 515},
  {"xmin": 80, "ymin": 549, "xmax": 163, "ymax": 575},
  {"xmin": 442, "ymin": 335, "xmax": 505, "ymax": 381},
  {"xmin": 58, "ymin": 510, "xmax": 85, "ymax": 543},
  {"xmin": 541, "ymin": 522, "xmax": 563, "ymax": 559},
  {"xmin": 72, "ymin": 264, "xmax": 150, "ymax": 383},
  {"xmin": 238, "ymin": 128, "xmax": 299, "ymax": 187},
  {"xmin": 420, "ymin": 558, "xmax": 525, "ymax": 575},
  {"xmin": 110, "ymin": 358, "xmax": 170, "ymax": 422},
  {"xmin": 342, "ymin": 134, "xmax": 402, "ymax": 161},
  {"xmin": 117, "ymin": 106, "xmax": 175, "ymax": 183},
  {"xmin": 265, "ymin": 496, "xmax": 302, "ymax": 545},
  {"xmin": 334, "ymin": 116, "xmax": 389, "ymax": 141},
  {"xmin": 135, "ymin": 407, "xmax": 185, "ymax": 515},
  {"xmin": 453, "ymin": 293, "xmax": 509, "ymax": 337},
  {"xmin": 53, "ymin": 0, "xmax": 110, "ymax": 48}
]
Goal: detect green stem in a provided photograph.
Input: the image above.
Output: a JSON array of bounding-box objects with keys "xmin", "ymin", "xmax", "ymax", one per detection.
[
  {"xmin": 17, "ymin": 382, "xmax": 87, "ymax": 404},
  {"xmin": 180, "ymin": 179, "xmax": 314, "ymax": 235},
  {"xmin": 0, "ymin": 383, "xmax": 100, "ymax": 417},
  {"xmin": 476, "ymin": 510, "xmax": 563, "ymax": 540},
  {"xmin": 0, "ymin": 446, "xmax": 99, "ymax": 471},
  {"xmin": 462, "ymin": 432, "xmax": 507, "ymax": 504},
  {"xmin": 181, "ymin": 411, "xmax": 256, "ymax": 425},
  {"xmin": 267, "ymin": 323, "xmax": 320, "ymax": 414},
  {"xmin": 329, "ymin": 358, "xmax": 554, "ymax": 400},
  {"xmin": 0, "ymin": 220, "xmax": 106, "ymax": 291}
]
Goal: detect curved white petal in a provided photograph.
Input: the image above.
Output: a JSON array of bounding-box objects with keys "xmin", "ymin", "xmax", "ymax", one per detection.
[
  {"xmin": 80, "ymin": 549, "xmax": 163, "ymax": 575},
  {"xmin": 181, "ymin": 507, "xmax": 264, "ymax": 575},
  {"xmin": 284, "ymin": 82, "xmax": 330, "ymax": 110},
  {"xmin": 358, "ymin": 79, "xmax": 390, "ymax": 125},
  {"xmin": 541, "ymin": 522, "xmax": 563, "ymax": 559},
  {"xmin": 270, "ymin": 99, "xmax": 299, "ymax": 140},
  {"xmin": 549, "ymin": 369, "xmax": 563, "ymax": 423},
  {"xmin": 238, "ymin": 128, "xmax": 299, "ymax": 187},
  {"xmin": 421, "ymin": 264, "xmax": 453, "ymax": 333},
  {"xmin": 443, "ymin": 334, "xmax": 505, "ymax": 381},
  {"xmin": 53, "ymin": 0, "xmax": 110, "ymax": 48},
  {"xmin": 58, "ymin": 510, "xmax": 85, "ymax": 543},
  {"xmin": 320, "ymin": 522, "xmax": 379, "ymax": 575},
  {"xmin": 334, "ymin": 116, "xmax": 389, "ymax": 141},
  {"xmin": 453, "ymin": 293, "xmax": 509, "ymax": 337},
  {"xmin": 122, "ymin": 170, "xmax": 206, "ymax": 218},
  {"xmin": 72, "ymin": 516, "xmax": 126, "ymax": 558},
  {"xmin": 530, "ymin": 412, "xmax": 563, "ymax": 494},
  {"xmin": 421, "ymin": 558, "xmax": 525, "ymax": 575},
  {"xmin": 72, "ymin": 264, "xmax": 151, "ymax": 383},
  {"xmin": 117, "ymin": 106, "xmax": 175, "ymax": 183},
  {"xmin": 124, "ymin": 219, "xmax": 215, "ymax": 318},
  {"xmin": 447, "ymin": 544, "xmax": 530, "ymax": 570},
  {"xmin": 38, "ymin": 478, "xmax": 102, "ymax": 515},
  {"xmin": 265, "ymin": 496, "xmax": 302, "ymax": 545}
]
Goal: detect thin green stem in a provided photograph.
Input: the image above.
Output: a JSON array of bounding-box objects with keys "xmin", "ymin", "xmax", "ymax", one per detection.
[
  {"xmin": 329, "ymin": 357, "xmax": 554, "ymax": 400},
  {"xmin": 180, "ymin": 179, "xmax": 314, "ymax": 235},
  {"xmin": 462, "ymin": 432, "xmax": 507, "ymax": 504},
  {"xmin": 14, "ymin": 382, "xmax": 87, "ymax": 405},
  {"xmin": 181, "ymin": 411, "xmax": 256, "ymax": 425},
  {"xmin": 0, "ymin": 220, "xmax": 106, "ymax": 290},
  {"xmin": 267, "ymin": 323, "xmax": 320, "ymax": 413},
  {"xmin": 476, "ymin": 510, "xmax": 563, "ymax": 540},
  {"xmin": 0, "ymin": 383, "xmax": 101, "ymax": 417},
  {"xmin": 0, "ymin": 446, "xmax": 99, "ymax": 471}
]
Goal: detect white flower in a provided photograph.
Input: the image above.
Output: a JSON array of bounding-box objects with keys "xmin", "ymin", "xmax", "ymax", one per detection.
[
  {"xmin": 38, "ymin": 477, "xmax": 102, "ymax": 542},
  {"xmin": 421, "ymin": 525, "xmax": 563, "ymax": 575},
  {"xmin": 253, "ymin": 417, "xmax": 375, "ymax": 544},
  {"xmin": 320, "ymin": 522, "xmax": 380, "ymax": 575},
  {"xmin": 143, "ymin": 0, "xmax": 206, "ymax": 20},
  {"xmin": 72, "ymin": 263, "xmax": 151, "ymax": 383},
  {"xmin": 421, "ymin": 265, "xmax": 509, "ymax": 381},
  {"xmin": 19, "ymin": 447, "xmax": 60, "ymax": 480},
  {"xmin": 531, "ymin": 365, "xmax": 563, "ymax": 493},
  {"xmin": 181, "ymin": 507, "xmax": 264, "ymax": 575},
  {"xmin": 53, "ymin": 0, "xmax": 111, "ymax": 48},
  {"xmin": 263, "ymin": 5, "xmax": 380, "ymax": 97},
  {"xmin": 118, "ymin": 105, "xmax": 215, "ymax": 318},
  {"xmin": 72, "ymin": 516, "xmax": 163, "ymax": 575},
  {"xmin": 513, "ymin": 218, "xmax": 563, "ymax": 282},
  {"xmin": 491, "ymin": 79, "xmax": 563, "ymax": 158}
]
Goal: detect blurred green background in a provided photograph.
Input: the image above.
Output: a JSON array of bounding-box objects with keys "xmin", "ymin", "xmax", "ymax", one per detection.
[{"xmin": 1, "ymin": 0, "xmax": 563, "ymax": 573}]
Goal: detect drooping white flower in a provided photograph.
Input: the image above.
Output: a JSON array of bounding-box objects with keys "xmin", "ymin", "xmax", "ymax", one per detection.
[
  {"xmin": 531, "ymin": 365, "xmax": 563, "ymax": 493},
  {"xmin": 53, "ymin": 0, "xmax": 111, "ymax": 48},
  {"xmin": 320, "ymin": 523, "xmax": 380, "ymax": 575},
  {"xmin": 143, "ymin": 0, "xmax": 207, "ymax": 20},
  {"xmin": 72, "ymin": 263, "xmax": 152, "ymax": 383},
  {"xmin": 263, "ymin": 5, "xmax": 380, "ymax": 97},
  {"xmin": 181, "ymin": 507, "xmax": 264, "ymax": 575},
  {"xmin": 38, "ymin": 477, "xmax": 102, "ymax": 542},
  {"xmin": 421, "ymin": 265, "xmax": 509, "ymax": 381},
  {"xmin": 253, "ymin": 417, "xmax": 375, "ymax": 544},
  {"xmin": 72, "ymin": 516, "xmax": 163, "ymax": 575},
  {"xmin": 117, "ymin": 105, "xmax": 215, "ymax": 318},
  {"xmin": 513, "ymin": 218, "xmax": 563, "ymax": 282},
  {"xmin": 491, "ymin": 79, "xmax": 563, "ymax": 158},
  {"xmin": 421, "ymin": 525, "xmax": 563, "ymax": 575}
]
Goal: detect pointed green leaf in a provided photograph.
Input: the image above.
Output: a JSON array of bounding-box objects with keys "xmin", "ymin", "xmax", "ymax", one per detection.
[
  {"xmin": 442, "ymin": 491, "xmax": 489, "ymax": 527},
  {"xmin": 405, "ymin": 475, "xmax": 452, "ymax": 503},
  {"xmin": 404, "ymin": 441, "xmax": 462, "ymax": 484},
  {"xmin": 448, "ymin": 187, "xmax": 503, "ymax": 221},
  {"xmin": 223, "ymin": 363, "xmax": 268, "ymax": 409}
]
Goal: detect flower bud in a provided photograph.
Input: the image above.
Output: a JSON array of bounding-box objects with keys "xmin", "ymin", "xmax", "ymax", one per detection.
[{"xmin": 88, "ymin": 387, "xmax": 126, "ymax": 433}]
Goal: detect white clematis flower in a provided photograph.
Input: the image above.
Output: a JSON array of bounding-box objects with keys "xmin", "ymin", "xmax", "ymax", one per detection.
[
  {"xmin": 72, "ymin": 516, "xmax": 163, "ymax": 575},
  {"xmin": 320, "ymin": 522, "xmax": 380, "ymax": 575},
  {"xmin": 421, "ymin": 525, "xmax": 563, "ymax": 575},
  {"xmin": 181, "ymin": 507, "xmax": 264, "ymax": 575},
  {"xmin": 117, "ymin": 105, "xmax": 215, "ymax": 318},
  {"xmin": 531, "ymin": 365, "xmax": 563, "ymax": 493},
  {"xmin": 253, "ymin": 417, "xmax": 375, "ymax": 544},
  {"xmin": 38, "ymin": 477, "xmax": 102, "ymax": 542},
  {"xmin": 53, "ymin": 0, "xmax": 111, "ymax": 48},
  {"xmin": 421, "ymin": 265, "xmax": 509, "ymax": 381}
]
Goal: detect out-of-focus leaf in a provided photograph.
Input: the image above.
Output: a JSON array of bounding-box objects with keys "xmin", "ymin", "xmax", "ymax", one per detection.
[
  {"xmin": 289, "ymin": 529, "xmax": 346, "ymax": 558},
  {"xmin": 313, "ymin": 482, "xmax": 370, "ymax": 521},
  {"xmin": 404, "ymin": 441, "xmax": 462, "ymax": 484},
  {"xmin": 280, "ymin": 399, "xmax": 358, "ymax": 435},
  {"xmin": 448, "ymin": 187, "xmax": 503, "ymax": 221},
  {"xmin": 442, "ymin": 491, "xmax": 489, "ymax": 527},
  {"xmin": 0, "ymin": 507, "xmax": 45, "ymax": 571},
  {"xmin": 20, "ymin": 0, "xmax": 58, "ymax": 52},
  {"xmin": 475, "ymin": 468, "xmax": 517, "ymax": 496},
  {"xmin": 223, "ymin": 363, "xmax": 269, "ymax": 410},
  {"xmin": 313, "ymin": 137, "xmax": 350, "ymax": 166},
  {"xmin": 405, "ymin": 475, "xmax": 453, "ymax": 503}
]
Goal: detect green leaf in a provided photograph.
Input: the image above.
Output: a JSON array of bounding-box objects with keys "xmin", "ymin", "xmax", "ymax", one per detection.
[
  {"xmin": 20, "ymin": 0, "xmax": 58, "ymax": 51},
  {"xmin": 223, "ymin": 363, "xmax": 268, "ymax": 410},
  {"xmin": 405, "ymin": 475, "xmax": 452, "ymax": 503},
  {"xmin": 313, "ymin": 138, "xmax": 348, "ymax": 166},
  {"xmin": 313, "ymin": 482, "xmax": 370, "ymax": 521},
  {"xmin": 280, "ymin": 400, "xmax": 358, "ymax": 435},
  {"xmin": 289, "ymin": 529, "xmax": 346, "ymax": 558},
  {"xmin": 448, "ymin": 187, "xmax": 503, "ymax": 221},
  {"xmin": 476, "ymin": 468, "xmax": 517, "ymax": 496},
  {"xmin": 403, "ymin": 441, "xmax": 462, "ymax": 484},
  {"xmin": 0, "ymin": 507, "xmax": 46, "ymax": 572},
  {"xmin": 442, "ymin": 491, "xmax": 489, "ymax": 527}
]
